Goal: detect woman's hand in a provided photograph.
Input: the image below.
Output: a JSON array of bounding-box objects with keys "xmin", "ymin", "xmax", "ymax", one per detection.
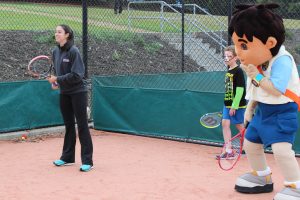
[
  {"xmin": 47, "ymin": 75, "xmax": 59, "ymax": 90},
  {"xmin": 47, "ymin": 75, "xmax": 57, "ymax": 84}
]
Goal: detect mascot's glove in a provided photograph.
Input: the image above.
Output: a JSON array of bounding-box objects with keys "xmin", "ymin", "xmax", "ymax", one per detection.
[
  {"xmin": 241, "ymin": 64, "xmax": 259, "ymax": 79},
  {"xmin": 244, "ymin": 100, "xmax": 257, "ymax": 125}
]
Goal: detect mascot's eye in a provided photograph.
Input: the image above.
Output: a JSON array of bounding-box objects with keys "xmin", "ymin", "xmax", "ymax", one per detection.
[{"xmin": 241, "ymin": 43, "xmax": 248, "ymax": 50}]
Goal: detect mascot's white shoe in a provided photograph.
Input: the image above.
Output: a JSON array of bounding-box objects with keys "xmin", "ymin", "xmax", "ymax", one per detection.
[
  {"xmin": 274, "ymin": 187, "xmax": 300, "ymax": 200},
  {"xmin": 235, "ymin": 172, "xmax": 273, "ymax": 193}
]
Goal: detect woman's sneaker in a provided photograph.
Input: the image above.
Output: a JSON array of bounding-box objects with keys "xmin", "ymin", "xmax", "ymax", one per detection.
[
  {"xmin": 274, "ymin": 187, "xmax": 300, "ymax": 200},
  {"xmin": 80, "ymin": 164, "xmax": 94, "ymax": 172},
  {"xmin": 53, "ymin": 159, "xmax": 75, "ymax": 167},
  {"xmin": 235, "ymin": 172, "xmax": 273, "ymax": 193}
]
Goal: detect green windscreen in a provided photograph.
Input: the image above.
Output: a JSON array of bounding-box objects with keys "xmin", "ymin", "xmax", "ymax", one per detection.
[
  {"xmin": 0, "ymin": 80, "xmax": 63, "ymax": 133},
  {"xmin": 92, "ymin": 72, "xmax": 300, "ymax": 154}
]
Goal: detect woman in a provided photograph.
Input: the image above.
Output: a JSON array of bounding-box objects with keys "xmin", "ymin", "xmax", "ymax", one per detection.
[{"xmin": 48, "ymin": 24, "xmax": 93, "ymax": 172}]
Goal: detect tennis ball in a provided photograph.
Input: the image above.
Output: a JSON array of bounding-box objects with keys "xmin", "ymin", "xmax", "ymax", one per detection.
[{"xmin": 21, "ymin": 134, "xmax": 27, "ymax": 140}]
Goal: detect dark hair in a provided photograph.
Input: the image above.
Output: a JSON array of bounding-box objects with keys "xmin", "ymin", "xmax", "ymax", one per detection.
[
  {"xmin": 59, "ymin": 24, "xmax": 74, "ymax": 45},
  {"xmin": 228, "ymin": 3, "xmax": 285, "ymax": 56}
]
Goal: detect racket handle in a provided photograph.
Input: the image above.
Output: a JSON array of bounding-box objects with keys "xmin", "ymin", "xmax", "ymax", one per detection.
[{"xmin": 52, "ymin": 82, "xmax": 59, "ymax": 88}]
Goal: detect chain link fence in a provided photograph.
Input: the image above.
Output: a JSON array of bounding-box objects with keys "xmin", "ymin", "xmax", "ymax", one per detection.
[
  {"xmin": 0, "ymin": 0, "xmax": 299, "ymax": 79},
  {"xmin": 0, "ymin": 0, "xmax": 299, "ymax": 108},
  {"xmin": 1, "ymin": 0, "xmax": 299, "ymax": 82}
]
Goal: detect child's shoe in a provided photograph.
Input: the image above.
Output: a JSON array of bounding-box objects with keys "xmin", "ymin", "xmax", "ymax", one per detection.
[{"xmin": 215, "ymin": 151, "xmax": 237, "ymax": 160}]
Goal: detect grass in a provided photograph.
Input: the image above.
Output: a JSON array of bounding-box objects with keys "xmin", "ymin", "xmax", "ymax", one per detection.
[
  {"xmin": 0, "ymin": 2, "xmax": 299, "ymax": 33},
  {"xmin": 32, "ymin": 33, "xmax": 55, "ymax": 44},
  {"xmin": 0, "ymin": 10, "xmax": 81, "ymax": 32},
  {"xmin": 144, "ymin": 42, "xmax": 163, "ymax": 54}
]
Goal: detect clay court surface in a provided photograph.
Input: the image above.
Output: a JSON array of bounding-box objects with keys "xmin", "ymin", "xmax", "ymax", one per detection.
[{"xmin": 0, "ymin": 129, "xmax": 298, "ymax": 200}]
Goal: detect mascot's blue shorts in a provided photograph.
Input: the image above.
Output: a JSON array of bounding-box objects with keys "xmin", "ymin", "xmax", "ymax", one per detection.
[{"xmin": 245, "ymin": 102, "xmax": 298, "ymax": 148}]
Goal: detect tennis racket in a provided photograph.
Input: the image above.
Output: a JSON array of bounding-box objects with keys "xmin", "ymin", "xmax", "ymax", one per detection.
[
  {"xmin": 199, "ymin": 111, "xmax": 222, "ymax": 128},
  {"xmin": 217, "ymin": 123, "xmax": 249, "ymax": 171},
  {"xmin": 27, "ymin": 55, "xmax": 58, "ymax": 86}
]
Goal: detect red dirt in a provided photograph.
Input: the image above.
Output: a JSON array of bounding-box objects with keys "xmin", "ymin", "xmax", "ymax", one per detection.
[{"xmin": 0, "ymin": 129, "xmax": 297, "ymax": 200}]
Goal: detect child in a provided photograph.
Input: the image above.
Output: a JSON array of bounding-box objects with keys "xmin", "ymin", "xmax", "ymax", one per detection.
[
  {"xmin": 216, "ymin": 45, "xmax": 247, "ymax": 159},
  {"xmin": 229, "ymin": 3, "xmax": 300, "ymax": 199}
]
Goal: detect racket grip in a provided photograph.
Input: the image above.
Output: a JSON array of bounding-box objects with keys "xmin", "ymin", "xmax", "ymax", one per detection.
[{"xmin": 52, "ymin": 82, "xmax": 58, "ymax": 88}]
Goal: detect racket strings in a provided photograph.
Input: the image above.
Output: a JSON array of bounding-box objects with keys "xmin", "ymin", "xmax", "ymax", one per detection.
[
  {"xmin": 200, "ymin": 113, "xmax": 222, "ymax": 128},
  {"xmin": 218, "ymin": 135, "xmax": 242, "ymax": 170},
  {"xmin": 28, "ymin": 59, "xmax": 51, "ymax": 79},
  {"xmin": 229, "ymin": 137, "xmax": 242, "ymax": 154}
]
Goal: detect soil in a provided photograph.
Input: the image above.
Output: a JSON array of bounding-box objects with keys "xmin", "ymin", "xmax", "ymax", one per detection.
[
  {"xmin": 0, "ymin": 30, "xmax": 201, "ymax": 82},
  {"xmin": 0, "ymin": 29, "xmax": 299, "ymax": 83}
]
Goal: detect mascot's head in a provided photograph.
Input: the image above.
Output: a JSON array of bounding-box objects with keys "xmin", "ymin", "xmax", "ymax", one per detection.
[{"xmin": 228, "ymin": 3, "xmax": 285, "ymax": 66}]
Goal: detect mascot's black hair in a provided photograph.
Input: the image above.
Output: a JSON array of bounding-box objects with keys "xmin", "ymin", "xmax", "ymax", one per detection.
[{"xmin": 228, "ymin": 3, "xmax": 285, "ymax": 56}]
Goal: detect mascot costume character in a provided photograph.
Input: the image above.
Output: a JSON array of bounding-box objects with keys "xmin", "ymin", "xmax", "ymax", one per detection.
[{"xmin": 229, "ymin": 3, "xmax": 300, "ymax": 200}]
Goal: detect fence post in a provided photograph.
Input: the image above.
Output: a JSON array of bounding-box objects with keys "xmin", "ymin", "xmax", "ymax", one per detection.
[
  {"xmin": 82, "ymin": 0, "xmax": 88, "ymax": 78},
  {"xmin": 227, "ymin": 0, "xmax": 233, "ymax": 46},
  {"xmin": 181, "ymin": 0, "xmax": 185, "ymax": 73}
]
